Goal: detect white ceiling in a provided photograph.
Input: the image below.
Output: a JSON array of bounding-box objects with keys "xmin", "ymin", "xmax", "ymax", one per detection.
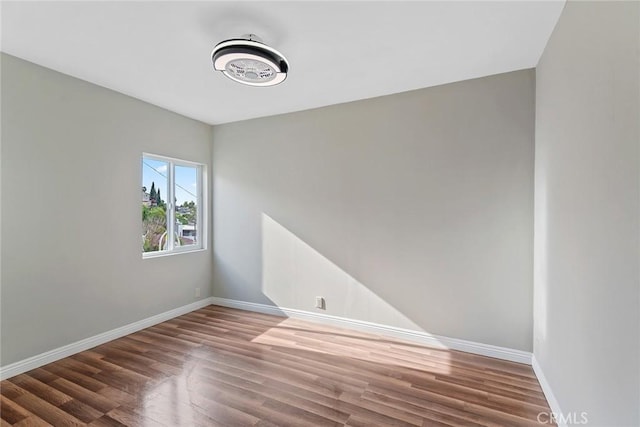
[{"xmin": 1, "ymin": 1, "xmax": 564, "ymax": 125}]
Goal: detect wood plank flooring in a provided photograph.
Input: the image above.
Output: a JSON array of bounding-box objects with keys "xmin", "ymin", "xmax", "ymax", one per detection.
[{"xmin": 1, "ymin": 305, "xmax": 552, "ymax": 426}]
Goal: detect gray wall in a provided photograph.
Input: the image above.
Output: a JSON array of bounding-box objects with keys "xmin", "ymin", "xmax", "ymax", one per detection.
[
  {"xmin": 212, "ymin": 69, "xmax": 535, "ymax": 351},
  {"xmin": 534, "ymin": 1, "xmax": 640, "ymax": 425},
  {"xmin": 1, "ymin": 54, "xmax": 213, "ymax": 365}
]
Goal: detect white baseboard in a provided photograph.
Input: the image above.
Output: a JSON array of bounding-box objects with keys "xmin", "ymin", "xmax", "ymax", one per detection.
[
  {"xmin": 209, "ymin": 296, "xmax": 533, "ymax": 365},
  {"xmin": 0, "ymin": 295, "xmax": 535, "ymax": 382},
  {"xmin": 0, "ymin": 297, "xmax": 214, "ymax": 380},
  {"xmin": 1, "ymin": 294, "xmax": 556, "ymax": 422},
  {"xmin": 532, "ymin": 354, "xmax": 565, "ymax": 427}
]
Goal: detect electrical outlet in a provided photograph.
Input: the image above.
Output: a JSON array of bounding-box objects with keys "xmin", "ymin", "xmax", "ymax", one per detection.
[
  {"xmin": 195, "ymin": 287, "xmax": 201, "ymax": 298},
  {"xmin": 315, "ymin": 296, "xmax": 325, "ymax": 310}
]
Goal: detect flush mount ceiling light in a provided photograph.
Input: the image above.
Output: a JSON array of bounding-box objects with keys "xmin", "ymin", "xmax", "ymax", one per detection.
[{"xmin": 211, "ymin": 34, "xmax": 289, "ymax": 87}]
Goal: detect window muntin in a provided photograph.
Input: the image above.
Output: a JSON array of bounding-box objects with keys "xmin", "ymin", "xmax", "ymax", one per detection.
[{"xmin": 142, "ymin": 154, "xmax": 204, "ymax": 257}]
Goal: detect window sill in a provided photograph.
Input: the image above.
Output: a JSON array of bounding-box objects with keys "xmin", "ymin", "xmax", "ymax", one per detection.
[{"xmin": 142, "ymin": 248, "xmax": 207, "ymax": 259}]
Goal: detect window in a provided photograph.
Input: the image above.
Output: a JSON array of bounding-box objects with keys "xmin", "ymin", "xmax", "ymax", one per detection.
[{"xmin": 142, "ymin": 153, "xmax": 205, "ymax": 257}]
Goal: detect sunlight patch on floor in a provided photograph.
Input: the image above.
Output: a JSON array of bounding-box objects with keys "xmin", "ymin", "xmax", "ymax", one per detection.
[{"xmin": 251, "ymin": 317, "xmax": 453, "ymax": 375}]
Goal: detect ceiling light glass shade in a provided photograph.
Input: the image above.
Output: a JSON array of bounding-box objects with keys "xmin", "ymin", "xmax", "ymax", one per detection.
[{"xmin": 212, "ymin": 37, "xmax": 289, "ymax": 87}]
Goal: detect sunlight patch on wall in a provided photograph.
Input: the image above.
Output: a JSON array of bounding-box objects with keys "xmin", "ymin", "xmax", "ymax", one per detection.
[{"xmin": 261, "ymin": 213, "xmax": 422, "ymax": 331}]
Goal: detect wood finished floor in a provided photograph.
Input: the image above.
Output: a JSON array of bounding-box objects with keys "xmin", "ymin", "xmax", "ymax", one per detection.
[{"xmin": 1, "ymin": 305, "xmax": 552, "ymax": 426}]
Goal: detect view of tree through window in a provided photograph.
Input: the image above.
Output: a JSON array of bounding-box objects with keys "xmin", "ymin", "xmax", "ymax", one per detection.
[{"xmin": 142, "ymin": 154, "xmax": 203, "ymax": 255}]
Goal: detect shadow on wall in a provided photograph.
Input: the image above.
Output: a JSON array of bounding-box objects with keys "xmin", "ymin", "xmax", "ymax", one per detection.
[
  {"xmin": 261, "ymin": 213, "xmax": 427, "ymax": 333},
  {"xmin": 213, "ymin": 234, "xmax": 282, "ymax": 314},
  {"xmin": 533, "ymin": 172, "xmax": 549, "ymax": 348}
]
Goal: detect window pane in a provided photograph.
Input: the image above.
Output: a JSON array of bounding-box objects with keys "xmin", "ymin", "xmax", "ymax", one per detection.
[
  {"xmin": 142, "ymin": 157, "xmax": 169, "ymax": 252},
  {"xmin": 175, "ymin": 165, "xmax": 198, "ymax": 247}
]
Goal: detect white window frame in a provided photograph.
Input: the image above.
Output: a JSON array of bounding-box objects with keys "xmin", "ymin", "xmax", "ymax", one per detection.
[{"xmin": 142, "ymin": 153, "xmax": 207, "ymax": 258}]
